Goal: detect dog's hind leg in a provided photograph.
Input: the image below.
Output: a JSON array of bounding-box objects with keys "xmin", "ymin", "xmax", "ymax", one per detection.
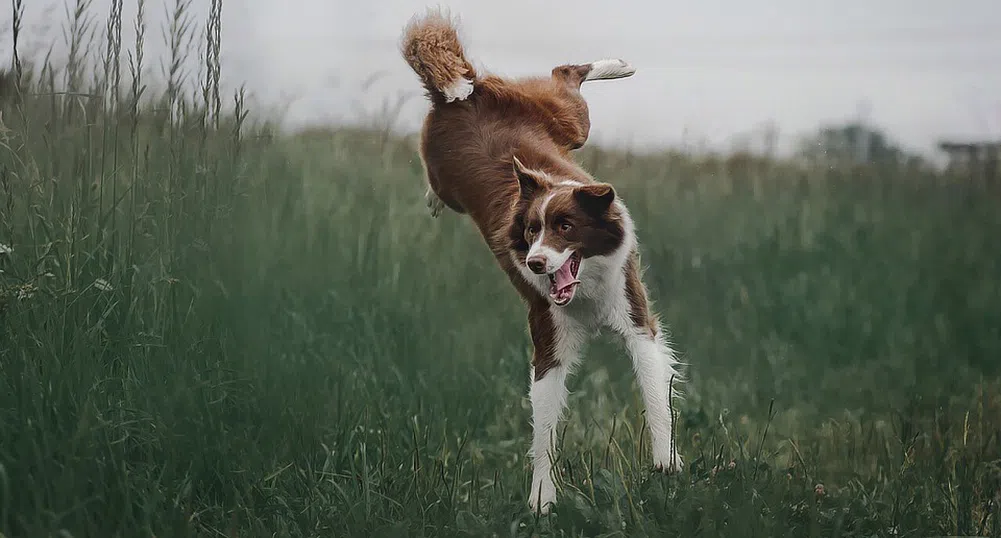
[
  {"xmin": 547, "ymin": 60, "xmax": 635, "ymax": 151},
  {"xmin": 552, "ymin": 59, "xmax": 636, "ymax": 88},
  {"xmin": 581, "ymin": 59, "xmax": 636, "ymax": 82}
]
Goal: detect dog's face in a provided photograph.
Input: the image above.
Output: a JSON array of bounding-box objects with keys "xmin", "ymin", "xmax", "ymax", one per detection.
[{"xmin": 507, "ymin": 157, "xmax": 626, "ymax": 306}]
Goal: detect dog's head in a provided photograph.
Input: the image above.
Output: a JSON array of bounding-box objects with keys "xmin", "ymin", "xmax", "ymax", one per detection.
[{"xmin": 507, "ymin": 156, "xmax": 627, "ymax": 307}]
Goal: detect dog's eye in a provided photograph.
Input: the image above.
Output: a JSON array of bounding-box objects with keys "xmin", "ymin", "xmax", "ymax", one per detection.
[
  {"xmin": 559, "ymin": 222, "xmax": 573, "ymax": 233},
  {"xmin": 527, "ymin": 223, "xmax": 540, "ymax": 235}
]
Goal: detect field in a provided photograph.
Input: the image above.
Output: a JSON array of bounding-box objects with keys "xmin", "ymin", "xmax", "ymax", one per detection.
[{"xmin": 2, "ymin": 4, "xmax": 1001, "ymax": 537}]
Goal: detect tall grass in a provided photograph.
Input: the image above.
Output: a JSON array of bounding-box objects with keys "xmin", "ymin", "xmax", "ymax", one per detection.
[{"xmin": 1, "ymin": 2, "xmax": 1000, "ymax": 537}]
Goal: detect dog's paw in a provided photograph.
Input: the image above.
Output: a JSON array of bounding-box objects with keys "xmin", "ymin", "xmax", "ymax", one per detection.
[
  {"xmin": 425, "ymin": 186, "xmax": 444, "ymax": 218},
  {"xmin": 653, "ymin": 451, "xmax": 684, "ymax": 474},
  {"xmin": 527, "ymin": 492, "xmax": 556, "ymax": 516},
  {"xmin": 585, "ymin": 58, "xmax": 636, "ymax": 81},
  {"xmin": 527, "ymin": 479, "xmax": 557, "ymax": 515}
]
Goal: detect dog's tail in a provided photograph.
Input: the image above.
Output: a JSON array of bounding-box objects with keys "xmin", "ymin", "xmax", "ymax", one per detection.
[{"xmin": 400, "ymin": 9, "xmax": 477, "ymax": 103}]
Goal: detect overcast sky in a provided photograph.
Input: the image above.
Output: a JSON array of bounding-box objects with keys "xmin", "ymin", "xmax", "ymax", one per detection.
[{"xmin": 5, "ymin": 0, "xmax": 1000, "ymax": 157}]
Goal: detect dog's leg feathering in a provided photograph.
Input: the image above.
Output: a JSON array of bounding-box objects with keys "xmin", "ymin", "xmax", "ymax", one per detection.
[
  {"xmin": 584, "ymin": 59, "xmax": 636, "ymax": 82},
  {"xmin": 625, "ymin": 328, "xmax": 684, "ymax": 473},
  {"xmin": 528, "ymin": 364, "xmax": 569, "ymax": 515},
  {"xmin": 526, "ymin": 308, "xmax": 583, "ymax": 514}
]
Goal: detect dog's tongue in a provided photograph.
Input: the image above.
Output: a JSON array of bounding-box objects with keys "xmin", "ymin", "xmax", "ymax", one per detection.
[{"xmin": 554, "ymin": 257, "xmax": 577, "ymax": 291}]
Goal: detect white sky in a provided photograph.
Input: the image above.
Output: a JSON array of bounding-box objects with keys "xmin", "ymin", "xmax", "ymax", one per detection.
[{"xmin": 5, "ymin": 0, "xmax": 1000, "ymax": 158}]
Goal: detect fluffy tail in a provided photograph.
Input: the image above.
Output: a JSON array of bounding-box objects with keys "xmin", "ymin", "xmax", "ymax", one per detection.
[{"xmin": 400, "ymin": 9, "xmax": 477, "ymax": 103}]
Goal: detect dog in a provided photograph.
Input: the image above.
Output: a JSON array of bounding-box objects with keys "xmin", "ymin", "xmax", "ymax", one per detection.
[{"xmin": 400, "ymin": 9, "xmax": 684, "ymax": 514}]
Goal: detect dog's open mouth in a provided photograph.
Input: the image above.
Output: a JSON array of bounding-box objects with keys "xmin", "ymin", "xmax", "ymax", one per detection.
[{"xmin": 548, "ymin": 252, "xmax": 581, "ymax": 306}]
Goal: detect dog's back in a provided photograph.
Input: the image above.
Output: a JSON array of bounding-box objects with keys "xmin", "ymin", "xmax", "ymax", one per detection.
[
  {"xmin": 417, "ymin": 89, "xmax": 591, "ymax": 250},
  {"xmin": 400, "ymin": 9, "xmax": 629, "ymax": 252}
]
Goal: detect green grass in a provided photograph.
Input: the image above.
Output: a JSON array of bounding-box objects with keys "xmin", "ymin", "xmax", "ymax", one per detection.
[{"xmin": 2, "ymin": 3, "xmax": 1000, "ymax": 537}]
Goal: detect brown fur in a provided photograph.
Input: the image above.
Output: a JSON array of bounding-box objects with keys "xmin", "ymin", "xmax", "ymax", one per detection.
[
  {"xmin": 507, "ymin": 175, "xmax": 625, "ymax": 268},
  {"xmin": 527, "ymin": 302, "xmax": 560, "ymax": 379},
  {"xmin": 402, "ymin": 13, "xmax": 651, "ymax": 380},
  {"xmin": 625, "ymin": 252, "xmax": 659, "ymax": 339}
]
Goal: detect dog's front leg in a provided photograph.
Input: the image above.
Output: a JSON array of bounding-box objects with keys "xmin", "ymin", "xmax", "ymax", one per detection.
[
  {"xmin": 624, "ymin": 328, "xmax": 684, "ymax": 473},
  {"xmin": 527, "ymin": 362, "xmax": 568, "ymax": 515},
  {"xmin": 526, "ymin": 306, "xmax": 582, "ymax": 515}
]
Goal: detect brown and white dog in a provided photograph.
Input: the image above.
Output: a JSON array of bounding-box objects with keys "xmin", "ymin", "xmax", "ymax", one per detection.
[{"xmin": 400, "ymin": 9, "xmax": 683, "ymax": 514}]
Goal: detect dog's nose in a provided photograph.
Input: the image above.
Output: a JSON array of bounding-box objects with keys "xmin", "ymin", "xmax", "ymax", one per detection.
[{"xmin": 526, "ymin": 256, "xmax": 547, "ymax": 274}]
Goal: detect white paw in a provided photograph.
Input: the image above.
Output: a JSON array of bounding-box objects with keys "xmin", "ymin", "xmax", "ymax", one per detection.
[
  {"xmin": 585, "ymin": 58, "xmax": 636, "ymax": 81},
  {"xmin": 442, "ymin": 77, "xmax": 473, "ymax": 102},
  {"xmin": 425, "ymin": 186, "xmax": 444, "ymax": 217},
  {"xmin": 527, "ymin": 477, "xmax": 556, "ymax": 515},
  {"xmin": 653, "ymin": 450, "xmax": 684, "ymax": 474}
]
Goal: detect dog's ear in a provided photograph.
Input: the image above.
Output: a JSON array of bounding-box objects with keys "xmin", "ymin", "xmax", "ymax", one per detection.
[
  {"xmin": 512, "ymin": 155, "xmax": 543, "ymax": 199},
  {"xmin": 574, "ymin": 183, "xmax": 616, "ymax": 213}
]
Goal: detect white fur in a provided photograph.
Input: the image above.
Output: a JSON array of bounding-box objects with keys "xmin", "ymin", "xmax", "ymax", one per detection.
[
  {"xmin": 584, "ymin": 59, "xmax": 636, "ymax": 82},
  {"xmin": 527, "ymin": 365, "xmax": 566, "ymax": 515},
  {"xmin": 527, "ymin": 309, "xmax": 586, "ymax": 515},
  {"xmin": 526, "ymin": 243, "xmax": 574, "ymax": 274},
  {"xmin": 442, "ymin": 77, "xmax": 474, "ymax": 102},
  {"xmin": 517, "ymin": 200, "xmax": 684, "ymax": 513},
  {"xmin": 625, "ymin": 330, "xmax": 683, "ymax": 471}
]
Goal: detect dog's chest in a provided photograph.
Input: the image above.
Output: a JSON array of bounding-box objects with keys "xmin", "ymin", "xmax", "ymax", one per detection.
[{"xmin": 561, "ymin": 273, "xmax": 631, "ymax": 331}]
